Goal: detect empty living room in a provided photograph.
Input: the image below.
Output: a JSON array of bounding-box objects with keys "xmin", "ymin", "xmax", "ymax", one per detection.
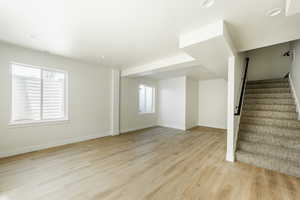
[{"xmin": 1, "ymin": 0, "xmax": 300, "ymax": 199}]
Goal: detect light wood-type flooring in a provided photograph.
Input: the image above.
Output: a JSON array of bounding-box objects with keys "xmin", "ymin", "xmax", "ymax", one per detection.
[{"xmin": 0, "ymin": 126, "xmax": 299, "ymax": 200}]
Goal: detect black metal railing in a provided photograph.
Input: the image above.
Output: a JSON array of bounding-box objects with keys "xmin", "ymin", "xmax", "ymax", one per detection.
[{"xmin": 234, "ymin": 57, "xmax": 250, "ymax": 116}]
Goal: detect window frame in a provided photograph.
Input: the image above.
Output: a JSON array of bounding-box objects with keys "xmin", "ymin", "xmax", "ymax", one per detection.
[
  {"xmin": 138, "ymin": 84, "xmax": 156, "ymax": 114},
  {"xmin": 9, "ymin": 62, "xmax": 69, "ymax": 126}
]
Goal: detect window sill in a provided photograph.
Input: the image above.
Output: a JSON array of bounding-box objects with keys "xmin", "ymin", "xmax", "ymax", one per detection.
[{"xmin": 8, "ymin": 119, "xmax": 69, "ymax": 128}]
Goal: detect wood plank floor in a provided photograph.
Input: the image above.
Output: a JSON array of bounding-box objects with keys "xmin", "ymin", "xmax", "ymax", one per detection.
[{"xmin": 0, "ymin": 126, "xmax": 299, "ymax": 200}]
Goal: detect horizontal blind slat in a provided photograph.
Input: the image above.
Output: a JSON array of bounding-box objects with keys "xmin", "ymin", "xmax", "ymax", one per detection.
[
  {"xmin": 42, "ymin": 70, "xmax": 65, "ymax": 120},
  {"xmin": 12, "ymin": 65, "xmax": 42, "ymax": 121},
  {"xmin": 12, "ymin": 64, "xmax": 66, "ymax": 123}
]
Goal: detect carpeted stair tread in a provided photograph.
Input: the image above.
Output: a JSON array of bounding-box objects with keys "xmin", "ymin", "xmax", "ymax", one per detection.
[
  {"xmin": 243, "ymin": 104, "xmax": 296, "ymax": 112},
  {"xmin": 246, "ymin": 88, "xmax": 290, "ymax": 94},
  {"xmin": 241, "ymin": 116, "xmax": 300, "ymax": 129},
  {"xmin": 236, "ymin": 150, "xmax": 300, "ymax": 178},
  {"xmin": 245, "ymin": 93, "xmax": 292, "ymax": 99},
  {"xmin": 236, "ymin": 78, "xmax": 300, "ymax": 178},
  {"xmin": 239, "ymin": 124, "xmax": 300, "ymax": 138},
  {"xmin": 239, "ymin": 131, "xmax": 300, "ymax": 150},
  {"xmin": 238, "ymin": 140, "xmax": 300, "ymax": 163},
  {"xmin": 243, "ymin": 98, "xmax": 294, "ymax": 105},
  {"xmin": 242, "ymin": 110, "xmax": 297, "ymax": 120},
  {"xmin": 247, "ymin": 78, "xmax": 289, "ymax": 85},
  {"xmin": 246, "ymin": 82, "xmax": 289, "ymax": 89}
]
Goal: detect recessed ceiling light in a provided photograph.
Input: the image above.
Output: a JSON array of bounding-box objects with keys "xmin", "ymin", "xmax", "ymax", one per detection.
[
  {"xmin": 267, "ymin": 8, "xmax": 281, "ymax": 17},
  {"xmin": 201, "ymin": 0, "xmax": 214, "ymax": 8}
]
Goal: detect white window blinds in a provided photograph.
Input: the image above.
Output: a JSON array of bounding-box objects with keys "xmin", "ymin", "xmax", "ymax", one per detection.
[
  {"xmin": 11, "ymin": 63, "xmax": 67, "ymax": 124},
  {"xmin": 42, "ymin": 70, "xmax": 65, "ymax": 120},
  {"xmin": 139, "ymin": 85, "xmax": 155, "ymax": 113}
]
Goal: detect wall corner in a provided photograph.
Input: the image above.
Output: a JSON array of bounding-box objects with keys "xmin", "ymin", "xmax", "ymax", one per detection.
[{"xmin": 111, "ymin": 69, "xmax": 120, "ymax": 136}]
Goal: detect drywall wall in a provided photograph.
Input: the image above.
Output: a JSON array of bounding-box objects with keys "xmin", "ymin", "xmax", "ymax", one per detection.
[
  {"xmin": 226, "ymin": 52, "xmax": 247, "ymax": 162},
  {"xmin": 111, "ymin": 70, "xmax": 120, "ymax": 135},
  {"xmin": 158, "ymin": 77, "xmax": 186, "ymax": 130},
  {"xmin": 247, "ymin": 42, "xmax": 291, "ymax": 81},
  {"xmin": 227, "ymin": 56, "xmax": 235, "ymax": 162},
  {"xmin": 290, "ymin": 40, "xmax": 300, "ymax": 119},
  {"xmin": 198, "ymin": 79, "xmax": 228, "ymax": 129},
  {"xmin": 232, "ymin": 53, "xmax": 246, "ymax": 161},
  {"xmin": 0, "ymin": 42, "xmax": 113, "ymax": 158},
  {"xmin": 120, "ymin": 77, "xmax": 158, "ymax": 133},
  {"xmin": 234, "ymin": 54, "xmax": 246, "ymax": 133},
  {"xmin": 186, "ymin": 77, "xmax": 199, "ymax": 129},
  {"xmin": 233, "ymin": 53, "xmax": 246, "ymax": 137},
  {"xmin": 234, "ymin": 54, "xmax": 246, "ymax": 110}
]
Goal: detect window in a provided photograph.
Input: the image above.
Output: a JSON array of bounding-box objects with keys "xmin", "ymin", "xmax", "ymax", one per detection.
[
  {"xmin": 139, "ymin": 85, "xmax": 155, "ymax": 113},
  {"xmin": 10, "ymin": 63, "xmax": 68, "ymax": 124}
]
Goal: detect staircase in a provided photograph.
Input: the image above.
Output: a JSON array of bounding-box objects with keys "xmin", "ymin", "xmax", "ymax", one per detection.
[{"xmin": 236, "ymin": 78, "xmax": 300, "ymax": 178}]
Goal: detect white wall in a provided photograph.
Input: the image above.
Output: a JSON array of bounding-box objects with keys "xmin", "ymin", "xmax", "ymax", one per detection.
[
  {"xmin": 247, "ymin": 42, "xmax": 291, "ymax": 81},
  {"xmin": 233, "ymin": 53, "xmax": 246, "ymax": 141},
  {"xmin": 158, "ymin": 77, "xmax": 186, "ymax": 130},
  {"xmin": 120, "ymin": 77, "xmax": 158, "ymax": 133},
  {"xmin": 290, "ymin": 40, "xmax": 300, "ymax": 119},
  {"xmin": 186, "ymin": 77, "xmax": 199, "ymax": 129},
  {"xmin": 198, "ymin": 79, "xmax": 228, "ymax": 129},
  {"xmin": 230, "ymin": 53, "xmax": 246, "ymax": 162},
  {"xmin": 226, "ymin": 56, "xmax": 236, "ymax": 162},
  {"xmin": 0, "ymin": 42, "xmax": 113, "ymax": 158},
  {"xmin": 111, "ymin": 70, "xmax": 120, "ymax": 135}
]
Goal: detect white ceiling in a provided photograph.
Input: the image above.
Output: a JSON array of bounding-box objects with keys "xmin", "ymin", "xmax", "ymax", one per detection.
[
  {"xmin": 0, "ymin": 0, "xmax": 300, "ymax": 69},
  {"xmin": 145, "ymin": 65, "xmax": 217, "ymax": 80},
  {"xmin": 123, "ymin": 21, "xmax": 235, "ymax": 81}
]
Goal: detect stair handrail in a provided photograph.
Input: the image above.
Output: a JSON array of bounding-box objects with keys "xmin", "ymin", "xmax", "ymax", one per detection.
[{"xmin": 234, "ymin": 57, "xmax": 250, "ymax": 116}]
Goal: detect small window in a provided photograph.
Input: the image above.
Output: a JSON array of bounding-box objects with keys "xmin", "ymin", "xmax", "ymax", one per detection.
[
  {"xmin": 10, "ymin": 63, "xmax": 68, "ymax": 124},
  {"xmin": 139, "ymin": 85, "xmax": 155, "ymax": 113}
]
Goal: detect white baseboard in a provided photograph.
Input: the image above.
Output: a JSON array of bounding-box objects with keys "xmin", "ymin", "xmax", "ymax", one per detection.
[
  {"xmin": 159, "ymin": 125, "xmax": 185, "ymax": 130},
  {"xmin": 289, "ymin": 74, "xmax": 300, "ymax": 120},
  {"xmin": 120, "ymin": 125, "xmax": 157, "ymax": 134},
  {"xmin": 111, "ymin": 131, "xmax": 120, "ymax": 136},
  {"xmin": 0, "ymin": 130, "xmax": 111, "ymax": 158},
  {"xmin": 186, "ymin": 125, "xmax": 199, "ymax": 130},
  {"xmin": 226, "ymin": 152, "xmax": 235, "ymax": 162},
  {"xmin": 198, "ymin": 123, "xmax": 226, "ymax": 130},
  {"xmin": 157, "ymin": 122, "xmax": 185, "ymax": 130}
]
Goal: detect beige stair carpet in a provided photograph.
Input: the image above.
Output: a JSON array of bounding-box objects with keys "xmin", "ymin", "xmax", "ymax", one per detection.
[{"xmin": 236, "ymin": 78, "xmax": 300, "ymax": 178}]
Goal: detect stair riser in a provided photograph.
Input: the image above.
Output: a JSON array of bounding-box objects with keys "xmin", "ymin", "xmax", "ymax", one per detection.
[
  {"xmin": 239, "ymin": 133, "xmax": 300, "ymax": 150},
  {"xmin": 246, "ymin": 88, "xmax": 290, "ymax": 94},
  {"xmin": 236, "ymin": 152, "xmax": 300, "ymax": 178},
  {"xmin": 243, "ymin": 104, "xmax": 296, "ymax": 112},
  {"xmin": 241, "ymin": 118, "xmax": 300, "ymax": 129},
  {"xmin": 244, "ymin": 98, "xmax": 294, "ymax": 105},
  {"xmin": 237, "ymin": 78, "xmax": 300, "ymax": 178},
  {"xmin": 238, "ymin": 142, "xmax": 300, "ymax": 162},
  {"xmin": 242, "ymin": 111, "xmax": 297, "ymax": 120},
  {"xmin": 239, "ymin": 124, "xmax": 300, "ymax": 138},
  {"xmin": 247, "ymin": 83, "xmax": 289, "ymax": 89},
  {"xmin": 245, "ymin": 93, "xmax": 292, "ymax": 99},
  {"xmin": 247, "ymin": 79, "xmax": 289, "ymax": 85}
]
